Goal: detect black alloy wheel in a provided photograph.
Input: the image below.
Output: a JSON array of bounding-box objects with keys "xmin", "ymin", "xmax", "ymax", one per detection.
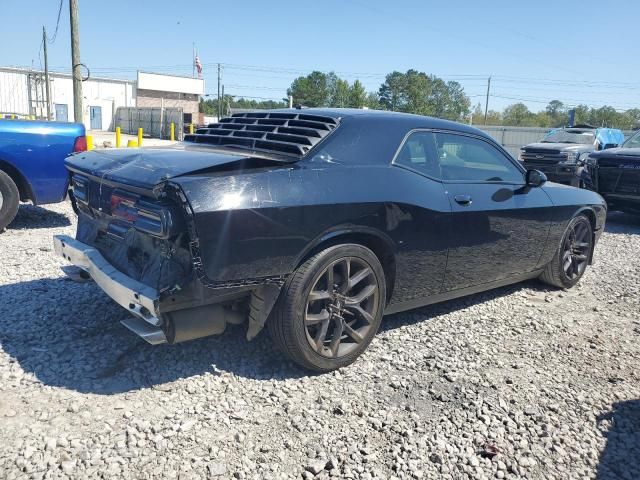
[
  {"xmin": 268, "ymin": 244, "xmax": 386, "ymax": 372},
  {"xmin": 304, "ymin": 257, "xmax": 379, "ymax": 359},
  {"xmin": 561, "ymin": 219, "xmax": 591, "ymax": 280},
  {"xmin": 539, "ymin": 214, "xmax": 593, "ymax": 289}
]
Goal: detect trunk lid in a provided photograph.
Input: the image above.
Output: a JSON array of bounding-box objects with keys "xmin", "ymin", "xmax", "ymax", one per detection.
[{"xmin": 65, "ymin": 144, "xmax": 275, "ymax": 190}]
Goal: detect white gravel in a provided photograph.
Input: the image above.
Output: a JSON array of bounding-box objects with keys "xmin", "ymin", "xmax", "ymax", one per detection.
[{"xmin": 1, "ymin": 201, "xmax": 639, "ymax": 479}]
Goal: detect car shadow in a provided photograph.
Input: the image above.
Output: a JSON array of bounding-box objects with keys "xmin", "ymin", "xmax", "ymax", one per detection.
[
  {"xmin": 605, "ymin": 211, "xmax": 640, "ymax": 234},
  {"xmin": 597, "ymin": 399, "xmax": 640, "ymax": 480},
  {"xmin": 0, "ymin": 276, "xmax": 308, "ymax": 395},
  {"xmin": 7, "ymin": 204, "xmax": 71, "ymax": 230},
  {"xmin": 380, "ymin": 279, "xmax": 550, "ymax": 333},
  {"xmin": 0, "ymin": 275, "xmax": 553, "ymax": 395}
]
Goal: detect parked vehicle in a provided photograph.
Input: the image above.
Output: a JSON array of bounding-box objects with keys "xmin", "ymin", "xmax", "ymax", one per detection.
[
  {"xmin": 54, "ymin": 109, "xmax": 606, "ymax": 371},
  {"xmin": 519, "ymin": 125, "xmax": 624, "ymax": 187},
  {"xmin": 0, "ymin": 119, "xmax": 86, "ymax": 230},
  {"xmin": 583, "ymin": 129, "xmax": 640, "ymax": 214}
]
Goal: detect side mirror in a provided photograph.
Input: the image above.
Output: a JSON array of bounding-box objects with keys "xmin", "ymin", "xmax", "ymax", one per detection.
[{"xmin": 526, "ymin": 169, "xmax": 547, "ymax": 188}]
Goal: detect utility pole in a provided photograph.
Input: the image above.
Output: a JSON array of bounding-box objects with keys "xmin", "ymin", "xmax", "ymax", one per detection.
[
  {"xmin": 217, "ymin": 63, "xmax": 221, "ymax": 119},
  {"xmin": 483, "ymin": 76, "xmax": 491, "ymax": 125},
  {"xmin": 69, "ymin": 0, "xmax": 83, "ymax": 125},
  {"xmin": 221, "ymin": 85, "xmax": 225, "ymax": 117},
  {"xmin": 42, "ymin": 26, "xmax": 51, "ymax": 121}
]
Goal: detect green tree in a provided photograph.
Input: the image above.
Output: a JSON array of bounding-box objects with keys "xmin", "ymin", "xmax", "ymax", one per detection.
[
  {"xmin": 378, "ymin": 71, "xmax": 406, "ymax": 111},
  {"xmin": 623, "ymin": 109, "xmax": 640, "ymax": 129},
  {"xmin": 572, "ymin": 105, "xmax": 591, "ymax": 125},
  {"xmin": 545, "ymin": 100, "xmax": 566, "ymax": 126},
  {"xmin": 377, "ymin": 70, "xmax": 470, "ymax": 121},
  {"xmin": 534, "ymin": 111, "xmax": 553, "ymax": 128},
  {"xmin": 482, "ymin": 110, "xmax": 503, "ymax": 125},
  {"xmin": 589, "ymin": 106, "xmax": 621, "ymax": 128},
  {"xmin": 287, "ymin": 71, "xmax": 330, "ymax": 107},
  {"xmin": 349, "ymin": 80, "xmax": 367, "ymax": 108},
  {"xmin": 365, "ymin": 92, "xmax": 381, "ymax": 110},
  {"xmin": 330, "ymin": 77, "xmax": 351, "ymax": 108},
  {"xmin": 502, "ymin": 103, "xmax": 534, "ymax": 126}
]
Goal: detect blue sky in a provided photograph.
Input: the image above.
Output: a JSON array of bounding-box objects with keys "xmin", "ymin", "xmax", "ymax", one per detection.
[{"xmin": 3, "ymin": 0, "xmax": 638, "ymax": 112}]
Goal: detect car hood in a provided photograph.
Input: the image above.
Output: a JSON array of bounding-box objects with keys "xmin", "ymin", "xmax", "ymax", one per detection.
[
  {"xmin": 523, "ymin": 142, "xmax": 593, "ymax": 152},
  {"xmin": 589, "ymin": 147, "xmax": 640, "ymax": 160},
  {"xmin": 65, "ymin": 143, "xmax": 292, "ymax": 189}
]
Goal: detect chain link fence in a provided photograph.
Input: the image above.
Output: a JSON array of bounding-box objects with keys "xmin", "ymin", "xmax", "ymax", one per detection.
[{"xmin": 114, "ymin": 107, "xmax": 184, "ymax": 140}]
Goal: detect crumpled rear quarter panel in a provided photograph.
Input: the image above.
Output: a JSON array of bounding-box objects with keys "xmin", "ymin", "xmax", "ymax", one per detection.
[{"xmin": 171, "ymin": 163, "xmax": 450, "ymax": 295}]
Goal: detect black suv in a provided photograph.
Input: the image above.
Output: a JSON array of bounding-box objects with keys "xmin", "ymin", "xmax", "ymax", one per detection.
[
  {"xmin": 519, "ymin": 125, "xmax": 624, "ymax": 187},
  {"xmin": 583, "ymin": 129, "xmax": 640, "ymax": 214}
]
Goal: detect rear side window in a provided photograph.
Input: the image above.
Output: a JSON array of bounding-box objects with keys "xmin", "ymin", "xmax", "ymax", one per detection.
[
  {"xmin": 434, "ymin": 132, "xmax": 523, "ymax": 183},
  {"xmin": 394, "ymin": 131, "xmax": 441, "ymax": 179}
]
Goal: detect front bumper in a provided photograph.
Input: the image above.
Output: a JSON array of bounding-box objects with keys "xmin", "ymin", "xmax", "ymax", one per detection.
[{"xmin": 53, "ymin": 235, "xmax": 162, "ymax": 327}]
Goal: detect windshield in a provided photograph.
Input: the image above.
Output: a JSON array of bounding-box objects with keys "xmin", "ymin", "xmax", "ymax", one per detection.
[
  {"xmin": 622, "ymin": 130, "xmax": 640, "ymax": 149},
  {"xmin": 542, "ymin": 129, "xmax": 595, "ymax": 145}
]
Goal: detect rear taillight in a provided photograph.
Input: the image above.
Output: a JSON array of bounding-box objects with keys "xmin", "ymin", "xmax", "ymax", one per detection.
[
  {"xmin": 111, "ymin": 193, "xmax": 138, "ymax": 222},
  {"xmin": 110, "ymin": 190, "xmax": 167, "ymax": 237},
  {"xmin": 73, "ymin": 136, "xmax": 87, "ymax": 152}
]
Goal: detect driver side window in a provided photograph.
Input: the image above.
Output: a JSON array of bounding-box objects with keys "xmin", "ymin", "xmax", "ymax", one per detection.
[{"xmin": 434, "ymin": 132, "xmax": 524, "ymax": 183}]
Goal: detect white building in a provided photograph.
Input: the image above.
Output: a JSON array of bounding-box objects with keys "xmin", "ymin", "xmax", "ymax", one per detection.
[{"xmin": 0, "ymin": 67, "xmax": 204, "ymax": 131}]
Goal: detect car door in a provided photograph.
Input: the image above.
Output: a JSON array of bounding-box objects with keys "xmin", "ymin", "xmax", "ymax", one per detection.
[
  {"xmin": 433, "ymin": 131, "xmax": 553, "ymax": 292},
  {"xmin": 390, "ymin": 130, "xmax": 451, "ymax": 303}
]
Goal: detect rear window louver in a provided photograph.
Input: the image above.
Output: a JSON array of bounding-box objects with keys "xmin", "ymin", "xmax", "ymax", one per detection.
[{"xmin": 184, "ymin": 112, "xmax": 339, "ymax": 157}]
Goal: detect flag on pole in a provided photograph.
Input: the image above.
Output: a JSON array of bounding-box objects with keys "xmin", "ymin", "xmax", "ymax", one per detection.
[{"xmin": 195, "ymin": 54, "xmax": 202, "ymax": 77}]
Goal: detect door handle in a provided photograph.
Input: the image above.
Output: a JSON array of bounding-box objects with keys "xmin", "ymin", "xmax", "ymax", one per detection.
[{"xmin": 454, "ymin": 194, "xmax": 472, "ymax": 206}]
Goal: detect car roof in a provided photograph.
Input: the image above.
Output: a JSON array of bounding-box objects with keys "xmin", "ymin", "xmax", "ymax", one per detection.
[{"xmin": 268, "ymin": 108, "xmax": 492, "ymax": 139}]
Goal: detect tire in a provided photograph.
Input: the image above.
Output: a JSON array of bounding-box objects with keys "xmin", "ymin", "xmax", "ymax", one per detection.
[
  {"xmin": 267, "ymin": 244, "xmax": 386, "ymax": 372},
  {"xmin": 0, "ymin": 170, "xmax": 20, "ymax": 231},
  {"xmin": 539, "ymin": 214, "xmax": 593, "ymax": 289}
]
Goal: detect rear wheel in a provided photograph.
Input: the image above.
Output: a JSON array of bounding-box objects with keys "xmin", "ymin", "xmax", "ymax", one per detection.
[
  {"xmin": 539, "ymin": 215, "xmax": 593, "ymax": 289},
  {"xmin": 268, "ymin": 244, "xmax": 386, "ymax": 372},
  {"xmin": 0, "ymin": 170, "xmax": 19, "ymax": 231}
]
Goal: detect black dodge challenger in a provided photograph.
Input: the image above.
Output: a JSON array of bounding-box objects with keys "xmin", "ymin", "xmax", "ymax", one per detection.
[{"xmin": 54, "ymin": 109, "xmax": 607, "ymax": 371}]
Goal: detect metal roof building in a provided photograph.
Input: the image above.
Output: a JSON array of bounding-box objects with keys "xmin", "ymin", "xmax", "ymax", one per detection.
[{"xmin": 0, "ymin": 67, "xmax": 204, "ymax": 131}]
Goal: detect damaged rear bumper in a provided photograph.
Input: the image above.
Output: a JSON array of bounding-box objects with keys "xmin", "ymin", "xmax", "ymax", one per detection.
[{"xmin": 53, "ymin": 235, "xmax": 163, "ymax": 329}]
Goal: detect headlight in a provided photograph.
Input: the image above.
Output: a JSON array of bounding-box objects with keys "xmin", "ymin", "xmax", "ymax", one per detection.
[{"xmin": 561, "ymin": 151, "xmax": 578, "ymax": 163}]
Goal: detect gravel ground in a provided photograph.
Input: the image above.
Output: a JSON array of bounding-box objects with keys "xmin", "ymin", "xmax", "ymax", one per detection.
[{"xmin": 1, "ymin": 201, "xmax": 639, "ymax": 480}]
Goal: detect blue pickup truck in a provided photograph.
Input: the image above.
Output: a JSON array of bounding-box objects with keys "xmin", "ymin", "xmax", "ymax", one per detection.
[{"xmin": 0, "ymin": 119, "xmax": 86, "ymax": 230}]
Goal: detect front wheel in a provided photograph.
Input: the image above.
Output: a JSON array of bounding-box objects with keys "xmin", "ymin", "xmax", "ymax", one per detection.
[
  {"xmin": 0, "ymin": 170, "xmax": 20, "ymax": 232},
  {"xmin": 539, "ymin": 214, "xmax": 593, "ymax": 289},
  {"xmin": 268, "ymin": 244, "xmax": 386, "ymax": 372}
]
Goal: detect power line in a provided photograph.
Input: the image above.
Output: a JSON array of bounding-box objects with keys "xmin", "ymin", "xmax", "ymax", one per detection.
[
  {"xmin": 47, "ymin": 0, "xmax": 64, "ymax": 44},
  {"xmin": 41, "ymin": 60, "xmax": 640, "ymax": 90}
]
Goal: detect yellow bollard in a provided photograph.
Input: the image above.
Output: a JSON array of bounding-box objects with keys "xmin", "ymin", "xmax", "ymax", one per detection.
[
  {"xmin": 170, "ymin": 122, "xmax": 175, "ymax": 141},
  {"xmin": 86, "ymin": 135, "xmax": 94, "ymax": 151},
  {"xmin": 189, "ymin": 123, "xmax": 194, "ymax": 135},
  {"xmin": 137, "ymin": 128, "xmax": 143, "ymax": 147},
  {"xmin": 127, "ymin": 140, "xmax": 138, "ymax": 148},
  {"xmin": 115, "ymin": 127, "xmax": 121, "ymax": 148}
]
